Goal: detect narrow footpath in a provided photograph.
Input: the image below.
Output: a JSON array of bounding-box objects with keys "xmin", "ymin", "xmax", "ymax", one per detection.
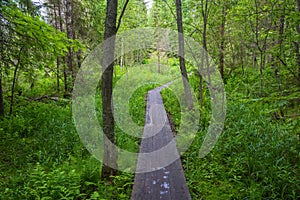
[{"xmin": 131, "ymin": 85, "xmax": 191, "ymax": 200}]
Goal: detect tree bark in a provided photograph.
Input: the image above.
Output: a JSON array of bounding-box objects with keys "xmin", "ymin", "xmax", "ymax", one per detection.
[
  {"xmin": 219, "ymin": 6, "xmax": 226, "ymax": 79},
  {"xmin": 57, "ymin": 0, "xmax": 68, "ymax": 96},
  {"xmin": 276, "ymin": 5, "xmax": 285, "ymax": 92},
  {"xmin": 199, "ymin": 0, "xmax": 209, "ymax": 108},
  {"xmin": 101, "ymin": 0, "xmax": 118, "ymax": 180},
  {"xmin": 295, "ymin": 0, "xmax": 300, "ymax": 87},
  {"xmin": 57, "ymin": 0, "xmax": 63, "ymax": 32},
  {"xmin": 175, "ymin": 0, "xmax": 193, "ymax": 109},
  {"xmin": 10, "ymin": 65, "xmax": 18, "ymax": 115},
  {"xmin": 9, "ymin": 47, "xmax": 23, "ymax": 115},
  {"xmin": 0, "ymin": 33, "xmax": 4, "ymax": 117},
  {"xmin": 64, "ymin": 0, "xmax": 73, "ymax": 96},
  {"xmin": 70, "ymin": 0, "xmax": 77, "ymax": 81},
  {"xmin": 53, "ymin": 2, "xmax": 60, "ymax": 93},
  {"xmin": 0, "ymin": 67, "xmax": 4, "ymax": 117},
  {"xmin": 63, "ymin": 58, "xmax": 68, "ymax": 97}
]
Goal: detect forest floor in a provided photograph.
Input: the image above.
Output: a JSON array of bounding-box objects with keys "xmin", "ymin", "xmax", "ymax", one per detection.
[{"xmin": 0, "ymin": 65, "xmax": 299, "ymax": 199}]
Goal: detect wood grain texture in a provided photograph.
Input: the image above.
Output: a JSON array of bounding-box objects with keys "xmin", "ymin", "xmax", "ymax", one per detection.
[{"xmin": 131, "ymin": 85, "xmax": 191, "ymax": 200}]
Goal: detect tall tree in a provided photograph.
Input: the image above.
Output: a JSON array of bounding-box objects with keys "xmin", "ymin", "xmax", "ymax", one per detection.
[
  {"xmin": 46, "ymin": 0, "xmax": 89, "ymax": 96},
  {"xmin": 0, "ymin": 66, "xmax": 4, "ymax": 117},
  {"xmin": 199, "ymin": 0, "xmax": 210, "ymax": 107},
  {"xmin": 0, "ymin": 15, "xmax": 4, "ymax": 117},
  {"xmin": 295, "ymin": 0, "xmax": 300, "ymax": 86},
  {"xmin": 219, "ymin": 2, "xmax": 227, "ymax": 79},
  {"xmin": 175, "ymin": 0, "xmax": 193, "ymax": 109},
  {"xmin": 101, "ymin": 0, "xmax": 118, "ymax": 180},
  {"xmin": 1, "ymin": 2, "xmax": 75, "ymax": 115}
]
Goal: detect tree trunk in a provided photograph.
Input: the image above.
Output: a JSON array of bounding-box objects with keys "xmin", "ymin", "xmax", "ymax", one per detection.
[
  {"xmin": 295, "ymin": 41, "xmax": 300, "ymax": 87},
  {"xmin": 57, "ymin": 0, "xmax": 63, "ymax": 32},
  {"xmin": 0, "ymin": 37, "xmax": 4, "ymax": 117},
  {"xmin": 101, "ymin": 0, "xmax": 118, "ymax": 180},
  {"xmin": 77, "ymin": 50, "xmax": 82, "ymax": 69},
  {"xmin": 10, "ymin": 62, "xmax": 19, "ymax": 115},
  {"xmin": 53, "ymin": 2, "xmax": 60, "ymax": 93},
  {"xmin": 259, "ymin": 51, "xmax": 264, "ymax": 95},
  {"xmin": 63, "ymin": 62, "xmax": 68, "ymax": 97},
  {"xmin": 199, "ymin": 75, "xmax": 203, "ymax": 108},
  {"xmin": 57, "ymin": 0, "xmax": 68, "ymax": 96},
  {"xmin": 219, "ymin": 6, "xmax": 226, "ymax": 79},
  {"xmin": 56, "ymin": 58, "xmax": 60, "ymax": 93},
  {"xmin": 70, "ymin": 0, "xmax": 77, "ymax": 81},
  {"xmin": 9, "ymin": 47, "xmax": 23, "ymax": 115},
  {"xmin": 199, "ymin": 0, "xmax": 209, "ymax": 108},
  {"xmin": 64, "ymin": 0, "xmax": 73, "ymax": 96},
  {"xmin": 295, "ymin": 0, "xmax": 300, "ymax": 87},
  {"xmin": 0, "ymin": 67, "xmax": 4, "ymax": 117},
  {"xmin": 157, "ymin": 44, "xmax": 161, "ymax": 73},
  {"xmin": 175, "ymin": 0, "xmax": 193, "ymax": 109},
  {"xmin": 276, "ymin": 5, "xmax": 285, "ymax": 92}
]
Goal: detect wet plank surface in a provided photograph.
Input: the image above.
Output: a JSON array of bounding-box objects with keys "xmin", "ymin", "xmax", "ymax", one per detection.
[{"xmin": 131, "ymin": 85, "xmax": 191, "ymax": 200}]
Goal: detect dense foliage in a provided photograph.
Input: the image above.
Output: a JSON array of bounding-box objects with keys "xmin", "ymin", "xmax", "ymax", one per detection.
[{"xmin": 0, "ymin": 0, "xmax": 299, "ymax": 199}]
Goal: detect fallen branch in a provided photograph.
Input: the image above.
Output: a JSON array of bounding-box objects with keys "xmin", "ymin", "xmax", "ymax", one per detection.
[{"xmin": 29, "ymin": 95, "xmax": 68, "ymax": 102}]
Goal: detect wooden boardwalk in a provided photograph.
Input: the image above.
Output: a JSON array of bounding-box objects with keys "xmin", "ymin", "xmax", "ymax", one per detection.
[{"xmin": 131, "ymin": 85, "xmax": 191, "ymax": 200}]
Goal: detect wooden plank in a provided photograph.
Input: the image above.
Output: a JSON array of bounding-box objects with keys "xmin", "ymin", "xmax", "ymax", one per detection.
[{"xmin": 131, "ymin": 86, "xmax": 191, "ymax": 200}]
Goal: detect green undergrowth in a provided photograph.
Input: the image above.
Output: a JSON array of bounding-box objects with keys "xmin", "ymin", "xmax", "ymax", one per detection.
[
  {"xmin": 128, "ymin": 83, "xmax": 160, "ymax": 127},
  {"xmin": 0, "ymin": 100, "xmax": 133, "ymax": 199},
  {"xmin": 184, "ymin": 101, "xmax": 299, "ymax": 199},
  {"xmin": 0, "ymin": 71, "xmax": 163, "ymax": 199},
  {"xmin": 1, "ymin": 63, "xmax": 299, "ymax": 199},
  {"xmin": 160, "ymin": 88, "xmax": 181, "ymax": 130},
  {"xmin": 161, "ymin": 81, "xmax": 299, "ymax": 199}
]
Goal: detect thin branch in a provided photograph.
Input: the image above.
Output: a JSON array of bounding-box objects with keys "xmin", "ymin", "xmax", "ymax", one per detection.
[
  {"xmin": 116, "ymin": 0, "xmax": 130, "ymax": 32},
  {"xmin": 162, "ymin": 0, "xmax": 177, "ymax": 20}
]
